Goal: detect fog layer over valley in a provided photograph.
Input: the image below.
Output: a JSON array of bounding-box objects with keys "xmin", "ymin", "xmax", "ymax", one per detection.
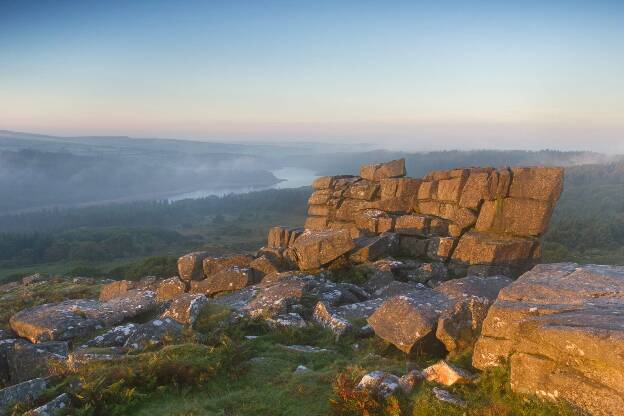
[{"xmin": 1, "ymin": 130, "xmax": 621, "ymax": 214}]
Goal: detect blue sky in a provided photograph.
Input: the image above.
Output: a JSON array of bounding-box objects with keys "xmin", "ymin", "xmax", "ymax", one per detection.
[{"xmin": 1, "ymin": 0, "xmax": 623, "ymax": 151}]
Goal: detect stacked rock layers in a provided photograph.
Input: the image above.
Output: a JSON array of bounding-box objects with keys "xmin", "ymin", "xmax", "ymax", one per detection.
[{"xmin": 305, "ymin": 159, "xmax": 563, "ymax": 277}]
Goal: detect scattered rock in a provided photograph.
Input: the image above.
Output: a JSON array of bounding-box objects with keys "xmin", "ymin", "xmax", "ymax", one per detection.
[
  {"xmin": 294, "ymin": 365, "xmax": 310, "ymax": 374},
  {"xmin": 356, "ymin": 371, "xmax": 401, "ymax": 399},
  {"xmin": 124, "ymin": 318, "xmax": 185, "ymax": 351},
  {"xmin": 422, "ymin": 361, "xmax": 474, "ymax": 386},
  {"xmin": 398, "ymin": 370, "xmax": 424, "ymax": 394},
  {"xmin": 432, "ymin": 387, "xmax": 467, "ymax": 408},
  {"xmin": 177, "ymin": 251, "xmax": 211, "ymax": 281},
  {"xmin": 99, "ymin": 280, "xmax": 132, "ymax": 301},
  {"xmin": 191, "ymin": 266, "xmax": 257, "ymax": 296},
  {"xmin": 291, "ymin": 230, "xmax": 356, "ymax": 270},
  {"xmin": 367, "ymin": 275, "xmax": 510, "ymax": 353},
  {"xmin": 82, "ymin": 323, "xmax": 139, "ymax": 348},
  {"xmin": 312, "ymin": 301, "xmax": 352, "ymax": 337},
  {"xmin": 7, "ymin": 341, "xmax": 68, "ymax": 383},
  {"xmin": 203, "ymin": 255, "xmax": 254, "ymax": 277},
  {"xmin": 266, "ymin": 313, "xmax": 307, "ymax": 329},
  {"xmin": 0, "ymin": 378, "xmax": 47, "ymax": 415},
  {"xmin": 156, "ymin": 276, "xmax": 186, "ymax": 302},
  {"xmin": 24, "ymin": 392, "xmax": 71, "ymax": 416},
  {"xmin": 21, "ymin": 273, "xmax": 50, "ymax": 286},
  {"xmin": 281, "ymin": 345, "xmax": 331, "ymax": 353},
  {"xmin": 161, "ymin": 293, "xmax": 208, "ymax": 325}
]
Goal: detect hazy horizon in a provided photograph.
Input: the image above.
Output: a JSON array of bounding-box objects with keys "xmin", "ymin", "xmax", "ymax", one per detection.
[{"xmin": 2, "ymin": 1, "xmax": 623, "ymax": 153}]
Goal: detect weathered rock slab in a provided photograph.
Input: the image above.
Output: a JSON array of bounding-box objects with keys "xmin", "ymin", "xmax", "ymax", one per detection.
[
  {"xmin": 473, "ymin": 263, "xmax": 624, "ymax": 416},
  {"xmin": 291, "ymin": 230, "xmax": 355, "ymax": 270}
]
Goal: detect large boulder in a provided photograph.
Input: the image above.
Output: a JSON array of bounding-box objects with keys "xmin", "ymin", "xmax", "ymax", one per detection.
[
  {"xmin": 190, "ymin": 266, "xmax": 257, "ymax": 296},
  {"xmin": 161, "ymin": 293, "xmax": 208, "ymax": 325},
  {"xmin": 202, "ymin": 255, "xmax": 254, "ymax": 276},
  {"xmin": 349, "ymin": 233, "xmax": 399, "ymax": 263},
  {"xmin": 367, "ymin": 289, "xmax": 451, "ymax": 353},
  {"xmin": 156, "ymin": 276, "xmax": 186, "ymax": 302},
  {"xmin": 451, "ymin": 231, "xmax": 538, "ymax": 266},
  {"xmin": 177, "ymin": 251, "xmax": 211, "ymax": 281},
  {"xmin": 0, "ymin": 378, "xmax": 47, "ymax": 416},
  {"xmin": 367, "ymin": 275, "xmax": 511, "ymax": 354},
  {"xmin": 7, "ymin": 341, "xmax": 68, "ymax": 383},
  {"xmin": 10, "ymin": 290, "xmax": 158, "ymax": 343},
  {"xmin": 360, "ymin": 159, "xmax": 406, "ymax": 181},
  {"xmin": 99, "ymin": 279, "xmax": 132, "ymax": 301},
  {"xmin": 473, "ymin": 263, "xmax": 624, "ymax": 416},
  {"xmin": 10, "ymin": 299, "xmax": 105, "ymax": 344},
  {"xmin": 290, "ymin": 230, "xmax": 355, "ymax": 270}
]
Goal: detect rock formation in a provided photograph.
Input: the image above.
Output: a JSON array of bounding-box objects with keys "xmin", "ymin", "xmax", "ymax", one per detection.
[
  {"xmin": 472, "ymin": 263, "xmax": 624, "ymax": 416},
  {"xmin": 8, "ymin": 159, "xmax": 609, "ymax": 415},
  {"xmin": 306, "ymin": 159, "xmax": 563, "ymax": 278}
]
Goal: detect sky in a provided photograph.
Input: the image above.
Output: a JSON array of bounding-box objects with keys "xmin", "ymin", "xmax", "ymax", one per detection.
[{"xmin": 0, "ymin": 0, "xmax": 623, "ymax": 152}]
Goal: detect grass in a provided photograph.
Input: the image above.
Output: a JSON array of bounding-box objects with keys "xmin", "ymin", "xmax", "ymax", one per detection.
[{"xmin": 33, "ymin": 302, "xmax": 582, "ymax": 416}]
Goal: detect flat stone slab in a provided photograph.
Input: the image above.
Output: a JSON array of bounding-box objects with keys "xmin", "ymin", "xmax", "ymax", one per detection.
[{"xmin": 10, "ymin": 290, "xmax": 158, "ymax": 343}]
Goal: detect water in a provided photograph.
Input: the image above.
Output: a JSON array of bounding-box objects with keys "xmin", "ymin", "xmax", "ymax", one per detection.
[{"xmin": 168, "ymin": 166, "xmax": 317, "ymax": 201}]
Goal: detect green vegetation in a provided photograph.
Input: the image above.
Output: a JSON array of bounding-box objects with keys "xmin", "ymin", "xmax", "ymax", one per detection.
[
  {"xmin": 12, "ymin": 302, "xmax": 576, "ymax": 415},
  {"xmin": 0, "ymin": 188, "xmax": 309, "ymax": 282}
]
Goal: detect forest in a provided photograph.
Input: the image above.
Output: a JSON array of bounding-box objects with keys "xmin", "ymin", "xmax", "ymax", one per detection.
[{"xmin": 0, "ymin": 160, "xmax": 623, "ymax": 282}]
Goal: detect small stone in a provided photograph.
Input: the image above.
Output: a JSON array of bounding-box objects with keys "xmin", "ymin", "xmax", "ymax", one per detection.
[
  {"xmin": 432, "ymin": 387, "xmax": 467, "ymax": 408},
  {"xmin": 422, "ymin": 361, "xmax": 474, "ymax": 386},
  {"xmin": 294, "ymin": 365, "xmax": 310, "ymax": 374},
  {"xmin": 398, "ymin": 370, "xmax": 424, "ymax": 394}
]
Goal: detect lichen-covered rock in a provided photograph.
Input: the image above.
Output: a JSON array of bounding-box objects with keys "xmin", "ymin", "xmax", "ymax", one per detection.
[
  {"xmin": 190, "ymin": 266, "xmax": 257, "ymax": 296},
  {"xmin": 203, "ymin": 255, "xmax": 254, "ymax": 276},
  {"xmin": 290, "ymin": 230, "xmax": 355, "ymax": 270},
  {"xmin": 7, "ymin": 341, "xmax": 68, "ymax": 383},
  {"xmin": 10, "ymin": 299, "xmax": 105, "ymax": 343},
  {"xmin": 367, "ymin": 275, "xmax": 511, "ymax": 353},
  {"xmin": 156, "ymin": 276, "xmax": 186, "ymax": 302},
  {"xmin": 399, "ymin": 370, "xmax": 424, "ymax": 394},
  {"xmin": 356, "ymin": 371, "xmax": 401, "ymax": 399},
  {"xmin": 82, "ymin": 323, "xmax": 139, "ymax": 348},
  {"xmin": 124, "ymin": 318, "xmax": 185, "ymax": 351},
  {"xmin": 177, "ymin": 251, "xmax": 210, "ymax": 281},
  {"xmin": 266, "ymin": 313, "xmax": 307, "ymax": 329},
  {"xmin": 367, "ymin": 290, "xmax": 451, "ymax": 353},
  {"xmin": 312, "ymin": 301, "xmax": 352, "ymax": 337},
  {"xmin": 10, "ymin": 290, "xmax": 158, "ymax": 343},
  {"xmin": 24, "ymin": 393, "xmax": 71, "ymax": 416},
  {"xmin": 473, "ymin": 263, "xmax": 624, "ymax": 416},
  {"xmin": 432, "ymin": 387, "xmax": 467, "ymax": 408},
  {"xmin": 99, "ymin": 279, "xmax": 133, "ymax": 301},
  {"xmin": 21, "ymin": 273, "xmax": 50, "ymax": 286},
  {"xmin": 249, "ymin": 255, "xmax": 283, "ymax": 277},
  {"xmin": 161, "ymin": 293, "xmax": 208, "ymax": 325},
  {"xmin": 0, "ymin": 378, "xmax": 47, "ymax": 415}
]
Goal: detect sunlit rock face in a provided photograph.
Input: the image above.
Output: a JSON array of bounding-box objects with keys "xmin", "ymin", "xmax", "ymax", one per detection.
[
  {"xmin": 473, "ymin": 263, "xmax": 624, "ymax": 416},
  {"xmin": 304, "ymin": 159, "xmax": 563, "ymax": 278}
]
